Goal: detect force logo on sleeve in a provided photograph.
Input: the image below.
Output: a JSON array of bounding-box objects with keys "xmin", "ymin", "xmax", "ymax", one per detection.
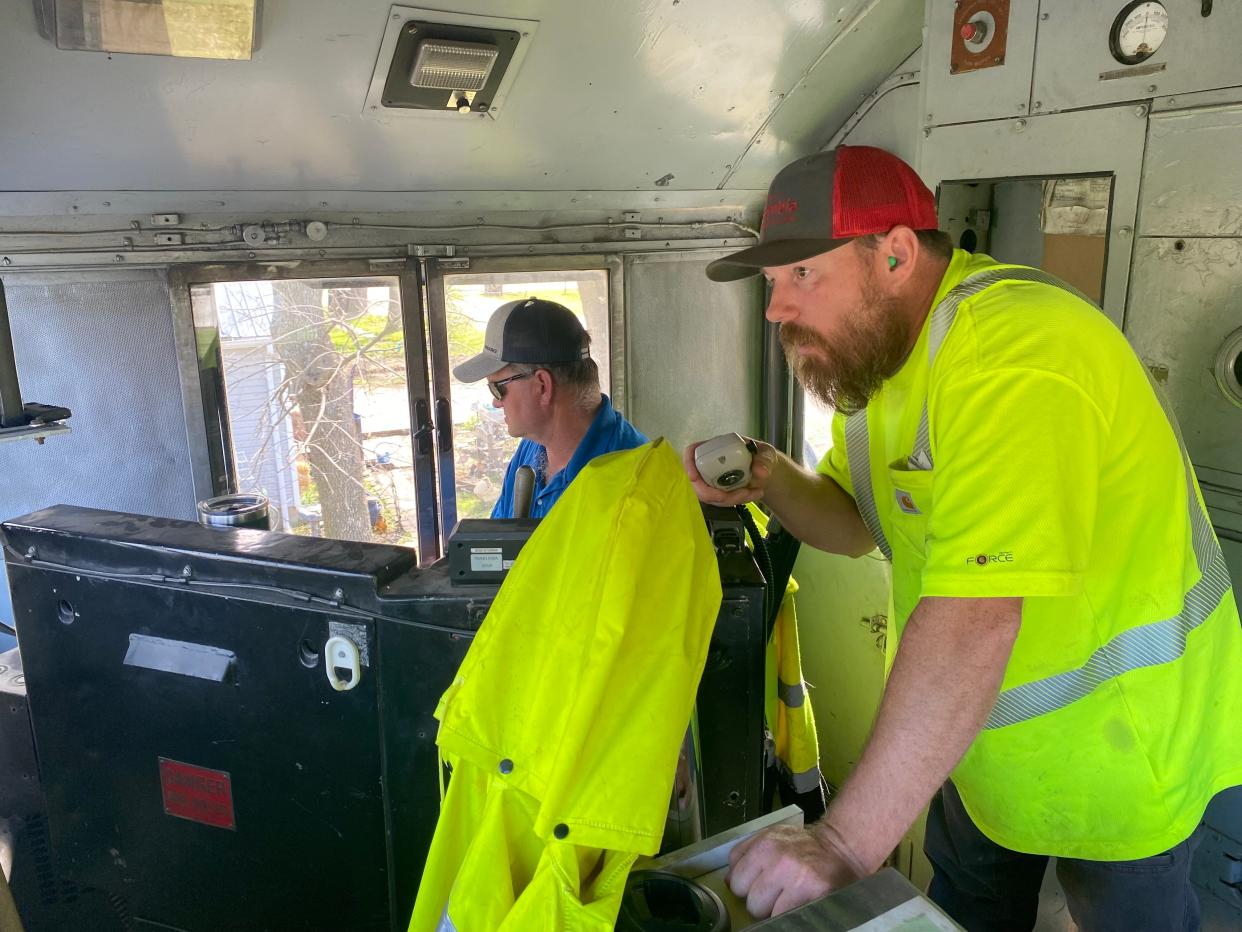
[
  {"xmin": 967, "ymin": 551, "xmax": 1015, "ymax": 566},
  {"xmin": 894, "ymin": 489, "xmax": 920, "ymax": 514}
]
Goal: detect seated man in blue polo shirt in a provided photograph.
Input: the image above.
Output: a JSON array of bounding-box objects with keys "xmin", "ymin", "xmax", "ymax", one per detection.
[{"xmin": 453, "ymin": 297, "xmax": 648, "ymax": 518}]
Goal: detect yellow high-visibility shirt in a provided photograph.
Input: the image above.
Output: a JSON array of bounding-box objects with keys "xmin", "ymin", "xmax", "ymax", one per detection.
[{"xmin": 820, "ymin": 249, "xmax": 1242, "ymax": 860}]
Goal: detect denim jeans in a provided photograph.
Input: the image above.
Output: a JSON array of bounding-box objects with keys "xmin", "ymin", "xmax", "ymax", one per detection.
[{"xmin": 924, "ymin": 781, "xmax": 1205, "ymax": 932}]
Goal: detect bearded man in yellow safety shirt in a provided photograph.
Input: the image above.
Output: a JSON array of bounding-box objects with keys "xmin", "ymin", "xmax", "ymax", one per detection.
[{"xmin": 685, "ymin": 144, "xmax": 1242, "ymax": 932}]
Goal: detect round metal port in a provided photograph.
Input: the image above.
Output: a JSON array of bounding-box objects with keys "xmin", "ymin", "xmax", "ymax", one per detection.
[{"xmin": 1214, "ymin": 328, "xmax": 1242, "ymax": 409}]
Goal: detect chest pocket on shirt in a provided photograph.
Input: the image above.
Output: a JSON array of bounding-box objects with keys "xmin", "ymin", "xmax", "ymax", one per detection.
[{"xmin": 885, "ymin": 462, "xmax": 934, "ymax": 559}]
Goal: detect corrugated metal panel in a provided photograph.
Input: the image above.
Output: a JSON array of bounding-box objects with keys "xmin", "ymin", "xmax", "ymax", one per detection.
[{"xmin": 0, "ymin": 272, "xmax": 198, "ymax": 627}]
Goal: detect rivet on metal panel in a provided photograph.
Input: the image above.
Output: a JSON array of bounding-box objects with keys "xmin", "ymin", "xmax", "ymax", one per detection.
[
  {"xmin": 925, "ymin": 113, "xmax": 933, "ymax": 122},
  {"xmin": 1167, "ymin": 97, "xmax": 1177, "ymax": 106},
  {"xmin": 24, "ymin": 547, "xmax": 35, "ymax": 559},
  {"xmin": 1014, "ymin": 119, "xmax": 1027, "ymax": 132},
  {"xmin": 248, "ymin": 252, "xmax": 256, "ymax": 258},
  {"xmin": 1017, "ymin": 103, "xmax": 1026, "ymax": 111},
  {"xmin": 1118, "ymin": 226, "xmax": 1133, "ymax": 237},
  {"xmin": 113, "ymin": 254, "xmax": 124, "ymax": 262},
  {"xmin": 1134, "ymin": 105, "xmax": 1149, "ymax": 117},
  {"xmin": 182, "ymin": 565, "xmax": 193, "ymax": 577},
  {"xmin": 1033, "ymin": 101, "xmax": 1042, "ymax": 110},
  {"xmin": 407, "ymin": 25, "xmax": 417, "ymax": 35},
  {"xmin": 1146, "ymin": 85, "xmax": 1158, "ymax": 93},
  {"xmin": 1, "ymin": 258, "xmax": 9, "ymax": 266},
  {"xmin": 923, "ymin": 126, "xmax": 932, "ymax": 137},
  {"xmin": 333, "ymin": 588, "xmax": 345, "ymax": 601},
  {"xmin": 1040, "ymin": 11, "xmax": 1049, "ymax": 20}
]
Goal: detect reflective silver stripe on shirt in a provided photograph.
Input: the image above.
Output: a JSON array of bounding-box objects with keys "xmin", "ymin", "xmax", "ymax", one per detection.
[
  {"xmin": 985, "ymin": 376, "xmax": 1231, "ymax": 729},
  {"xmin": 845, "ymin": 410, "xmax": 892, "ymax": 560}
]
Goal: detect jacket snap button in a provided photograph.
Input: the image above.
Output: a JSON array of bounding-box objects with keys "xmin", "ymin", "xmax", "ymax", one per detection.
[
  {"xmin": 499, "ymin": 758, "xmax": 514, "ymax": 775},
  {"xmin": 553, "ymin": 823, "xmax": 569, "ymax": 839}
]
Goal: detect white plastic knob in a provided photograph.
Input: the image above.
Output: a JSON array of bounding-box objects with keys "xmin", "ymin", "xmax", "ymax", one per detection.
[{"xmin": 325, "ymin": 636, "xmax": 361, "ymax": 692}]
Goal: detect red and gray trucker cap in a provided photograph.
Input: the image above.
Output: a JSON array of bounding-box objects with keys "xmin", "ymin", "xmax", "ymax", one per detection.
[
  {"xmin": 453, "ymin": 297, "xmax": 590, "ymax": 383},
  {"xmin": 706, "ymin": 145, "xmax": 939, "ymax": 282}
]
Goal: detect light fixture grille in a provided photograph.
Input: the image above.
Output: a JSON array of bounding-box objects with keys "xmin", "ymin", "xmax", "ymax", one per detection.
[{"xmin": 409, "ymin": 39, "xmax": 498, "ymax": 90}]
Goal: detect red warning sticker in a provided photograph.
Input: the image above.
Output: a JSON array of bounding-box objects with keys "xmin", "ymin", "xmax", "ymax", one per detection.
[{"xmin": 158, "ymin": 757, "xmax": 236, "ymax": 830}]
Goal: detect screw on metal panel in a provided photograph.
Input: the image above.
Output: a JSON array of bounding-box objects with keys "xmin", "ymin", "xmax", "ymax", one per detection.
[
  {"xmin": 1119, "ymin": 226, "xmax": 1133, "ymax": 236},
  {"xmin": 1034, "ymin": 101, "xmax": 1043, "ymax": 110},
  {"xmin": 1017, "ymin": 103, "xmax": 1026, "ymax": 111},
  {"xmin": 1147, "ymin": 85, "xmax": 1158, "ymax": 93},
  {"xmin": 333, "ymin": 588, "xmax": 345, "ymax": 601},
  {"xmin": 994, "ymin": 57, "xmax": 1002, "ymax": 64},
  {"xmin": 1014, "ymin": 119, "xmax": 1027, "ymax": 131},
  {"xmin": 1040, "ymin": 11, "xmax": 1049, "ymax": 20},
  {"xmin": 319, "ymin": 250, "xmax": 326, "ymax": 257},
  {"xmin": 182, "ymin": 565, "xmax": 193, "ymax": 577},
  {"xmin": 25, "ymin": 547, "xmax": 35, "ymax": 559},
  {"xmin": 1, "ymin": 258, "xmax": 9, "ymax": 266},
  {"xmin": 407, "ymin": 25, "xmax": 417, "ymax": 34},
  {"xmin": 130, "ymin": 220, "xmax": 140, "ymax": 230},
  {"xmin": 1167, "ymin": 97, "xmax": 1177, "ymax": 106},
  {"xmin": 248, "ymin": 251, "xmax": 256, "ymax": 258},
  {"xmin": 1135, "ymin": 105, "xmax": 1149, "ymax": 117},
  {"xmin": 113, "ymin": 255, "xmax": 124, "ymax": 262},
  {"xmin": 923, "ymin": 126, "xmax": 932, "ymax": 137}
]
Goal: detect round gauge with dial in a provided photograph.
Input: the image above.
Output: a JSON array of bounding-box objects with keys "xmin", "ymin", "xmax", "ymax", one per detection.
[{"xmin": 1109, "ymin": 1, "xmax": 1169, "ymax": 65}]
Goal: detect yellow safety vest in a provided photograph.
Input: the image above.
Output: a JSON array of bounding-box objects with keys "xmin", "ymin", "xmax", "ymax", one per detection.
[
  {"xmin": 821, "ymin": 251, "xmax": 1242, "ymax": 859},
  {"xmin": 409, "ymin": 439, "xmax": 723, "ymax": 931}
]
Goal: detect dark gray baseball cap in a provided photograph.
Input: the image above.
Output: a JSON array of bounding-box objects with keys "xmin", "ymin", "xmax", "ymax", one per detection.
[
  {"xmin": 706, "ymin": 146, "xmax": 939, "ymax": 282},
  {"xmin": 453, "ymin": 298, "xmax": 590, "ymax": 383}
]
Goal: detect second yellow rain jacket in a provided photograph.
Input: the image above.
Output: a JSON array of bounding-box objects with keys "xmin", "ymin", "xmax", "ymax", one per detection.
[{"xmin": 409, "ymin": 438, "xmax": 723, "ymax": 931}]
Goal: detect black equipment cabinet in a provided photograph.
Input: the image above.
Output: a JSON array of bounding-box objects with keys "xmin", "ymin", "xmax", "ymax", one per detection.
[{"xmin": 0, "ymin": 505, "xmax": 765, "ymax": 932}]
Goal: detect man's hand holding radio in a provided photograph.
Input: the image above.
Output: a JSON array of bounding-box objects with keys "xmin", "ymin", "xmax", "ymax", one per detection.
[{"xmin": 683, "ymin": 433, "xmax": 777, "ymax": 506}]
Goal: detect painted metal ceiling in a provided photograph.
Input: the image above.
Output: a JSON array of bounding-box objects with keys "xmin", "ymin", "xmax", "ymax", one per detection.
[{"xmin": 0, "ymin": 0, "xmax": 921, "ymax": 195}]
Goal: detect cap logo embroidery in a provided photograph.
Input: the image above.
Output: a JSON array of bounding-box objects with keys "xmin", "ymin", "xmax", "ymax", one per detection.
[{"xmin": 762, "ymin": 196, "xmax": 799, "ymax": 227}]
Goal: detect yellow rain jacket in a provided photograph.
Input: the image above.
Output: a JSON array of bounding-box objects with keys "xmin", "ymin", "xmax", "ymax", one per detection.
[
  {"xmin": 409, "ymin": 439, "xmax": 723, "ymax": 932},
  {"xmin": 747, "ymin": 506, "xmax": 823, "ymax": 805}
]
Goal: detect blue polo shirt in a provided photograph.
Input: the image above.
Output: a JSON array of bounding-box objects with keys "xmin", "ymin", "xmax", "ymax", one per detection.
[{"xmin": 490, "ymin": 395, "xmax": 648, "ymax": 519}]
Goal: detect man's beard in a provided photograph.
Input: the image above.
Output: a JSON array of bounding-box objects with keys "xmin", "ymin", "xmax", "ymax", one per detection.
[{"xmin": 780, "ymin": 277, "xmax": 909, "ymax": 414}]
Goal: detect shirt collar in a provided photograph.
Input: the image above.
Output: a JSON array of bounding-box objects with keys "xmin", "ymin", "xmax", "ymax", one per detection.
[{"xmin": 538, "ymin": 395, "xmax": 617, "ymax": 495}]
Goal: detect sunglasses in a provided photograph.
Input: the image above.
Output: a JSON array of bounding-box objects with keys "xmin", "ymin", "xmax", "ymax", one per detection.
[{"xmin": 487, "ymin": 371, "xmax": 532, "ymax": 400}]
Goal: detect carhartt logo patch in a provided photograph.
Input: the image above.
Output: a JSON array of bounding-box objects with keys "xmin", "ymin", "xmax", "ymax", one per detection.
[{"xmin": 895, "ymin": 489, "xmax": 920, "ymax": 514}]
